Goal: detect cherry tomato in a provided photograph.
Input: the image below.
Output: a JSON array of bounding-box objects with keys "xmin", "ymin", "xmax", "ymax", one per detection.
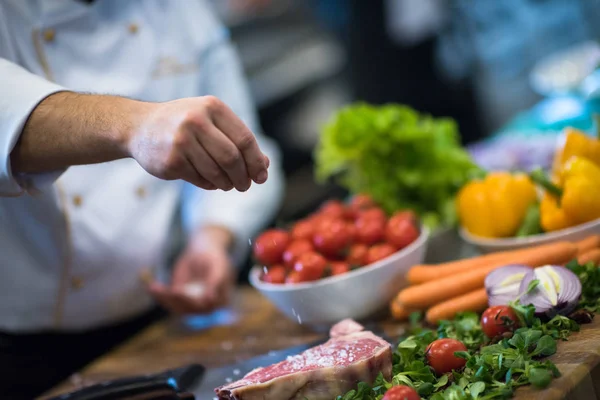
[
  {"xmin": 319, "ymin": 200, "xmax": 347, "ymax": 219},
  {"xmin": 290, "ymin": 219, "xmax": 314, "ymax": 241},
  {"xmin": 285, "ymin": 270, "xmax": 304, "ymax": 284},
  {"xmin": 349, "ymin": 193, "xmax": 376, "ymax": 211},
  {"xmin": 313, "ymin": 219, "xmax": 352, "ymax": 257},
  {"xmin": 481, "ymin": 305, "xmax": 520, "ymax": 338},
  {"xmin": 312, "ymin": 214, "xmax": 340, "ymax": 231},
  {"xmin": 346, "ymin": 222, "xmax": 358, "ymax": 242},
  {"xmin": 357, "ymin": 207, "xmax": 387, "ymax": 223},
  {"xmin": 365, "ymin": 243, "xmax": 397, "ymax": 264},
  {"xmin": 293, "ymin": 252, "xmax": 327, "ymax": 281},
  {"xmin": 425, "ymin": 338, "xmax": 467, "ymax": 375},
  {"xmin": 282, "ymin": 239, "xmax": 314, "ymax": 268},
  {"xmin": 330, "ymin": 261, "xmax": 350, "ymax": 276},
  {"xmin": 253, "ymin": 229, "xmax": 290, "ymax": 265},
  {"xmin": 385, "ymin": 212, "xmax": 420, "ymax": 250},
  {"xmin": 346, "ymin": 243, "xmax": 368, "ymax": 266},
  {"xmin": 262, "ymin": 265, "xmax": 286, "ymax": 284},
  {"xmin": 382, "ymin": 386, "xmax": 420, "ymax": 400},
  {"xmin": 355, "ymin": 218, "xmax": 386, "ymax": 245}
]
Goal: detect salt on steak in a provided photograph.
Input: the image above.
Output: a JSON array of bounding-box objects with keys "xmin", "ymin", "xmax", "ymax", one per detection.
[{"xmin": 215, "ymin": 319, "xmax": 392, "ymax": 400}]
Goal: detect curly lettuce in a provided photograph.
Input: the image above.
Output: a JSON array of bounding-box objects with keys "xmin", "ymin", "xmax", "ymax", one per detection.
[{"xmin": 314, "ymin": 103, "xmax": 481, "ymax": 230}]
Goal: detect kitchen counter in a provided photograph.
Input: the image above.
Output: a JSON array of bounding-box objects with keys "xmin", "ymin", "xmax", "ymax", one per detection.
[{"xmin": 43, "ymin": 286, "xmax": 600, "ymax": 400}]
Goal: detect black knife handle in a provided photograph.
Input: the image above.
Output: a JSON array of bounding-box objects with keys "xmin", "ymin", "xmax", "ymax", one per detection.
[{"xmin": 48, "ymin": 376, "xmax": 178, "ymax": 400}]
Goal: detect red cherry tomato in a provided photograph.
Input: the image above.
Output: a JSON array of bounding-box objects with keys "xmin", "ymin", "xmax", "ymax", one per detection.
[
  {"xmin": 426, "ymin": 338, "xmax": 467, "ymax": 375},
  {"xmin": 262, "ymin": 265, "xmax": 286, "ymax": 284},
  {"xmin": 481, "ymin": 305, "xmax": 520, "ymax": 338},
  {"xmin": 282, "ymin": 239, "xmax": 314, "ymax": 268},
  {"xmin": 293, "ymin": 252, "xmax": 327, "ymax": 281},
  {"xmin": 253, "ymin": 229, "xmax": 290, "ymax": 265},
  {"xmin": 357, "ymin": 207, "xmax": 387, "ymax": 223},
  {"xmin": 290, "ymin": 219, "xmax": 314, "ymax": 241},
  {"xmin": 285, "ymin": 270, "xmax": 304, "ymax": 284},
  {"xmin": 355, "ymin": 218, "xmax": 386, "ymax": 245},
  {"xmin": 385, "ymin": 213, "xmax": 420, "ymax": 249},
  {"xmin": 312, "ymin": 214, "xmax": 340, "ymax": 231},
  {"xmin": 330, "ymin": 261, "xmax": 350, "ymax": 276},
  {"xmin": 346, "ymin": 243, "xmax": 368, "ymax": 266},
  {"xmin": 319, "ymin": 200, "xmax": 347, "ymax": 219},
  {"xmin": 349, "ymin": 193, "xmax": 376, "ymax": 211},
  {"xmin": 346, "ymin": 222, "xmax": 357, "ymax": 242},
  {"xmin": 382, "ymin": 386, "xmax": 420, "ymax": 400},
  {"xmin": 365, "ymin": 243, "xmax": 397, "ymax": 264},
  {"xmin": 313, "ymin": 219, "xmax": 352, "ymax": 257}
]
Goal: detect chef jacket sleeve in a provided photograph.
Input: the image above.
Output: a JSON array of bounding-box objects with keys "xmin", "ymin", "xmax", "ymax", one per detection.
[
  {"xmin": 181, "ymin": 30, "xmax": 285, "ymax": 266},
  {"xmin": 0, "ymin": 58, "xmax": 66, "ymax": 196}
]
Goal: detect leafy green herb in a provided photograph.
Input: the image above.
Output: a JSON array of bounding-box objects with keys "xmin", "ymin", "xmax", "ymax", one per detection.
[
  {"xmin": 567, "ymin": 260, "xmax": 600, "ymax": 313},
  {"xmin": 314, "ymin": 103, "xmax": 481, "ymax": 229}
]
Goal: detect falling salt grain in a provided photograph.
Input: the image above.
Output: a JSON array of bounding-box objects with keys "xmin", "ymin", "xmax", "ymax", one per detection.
[
  {"xmin": 225, "ymin": 377, "xmax": 233, "ymax": 383},
  {"xmin": 263, "ymin": 266, "xmax": 268, "ymax": 274},
  {"xmin": 233, "ymin": 368, "xmax": 240, "ymax": 375}
]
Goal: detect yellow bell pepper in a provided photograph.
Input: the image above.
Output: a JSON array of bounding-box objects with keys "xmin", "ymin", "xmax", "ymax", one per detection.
[
  {"xmin": 457, "ymin": 172, "xmax": 538, "ymax": 238},
  {"xmin": 540, "ymin": 193, "xmax": 572, "ymax": 232},
  {"xmin": 536, "ymin": 156, "xmax": 600, "ymax": 231},
  {"xmin": 552, "ymin": 127, "xmax": 600, "ymax": 180}
]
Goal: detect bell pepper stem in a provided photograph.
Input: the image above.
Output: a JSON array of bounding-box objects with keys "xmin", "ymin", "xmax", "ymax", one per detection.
[{"xmin": 530, "ymin": 168, "xmax": 563, "ymax": 197}]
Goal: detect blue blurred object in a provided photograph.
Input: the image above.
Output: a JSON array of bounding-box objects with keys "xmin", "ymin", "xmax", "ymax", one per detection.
[{"xmin": 183, "ymin": 308, "xmax": 238, "ymax": 331}]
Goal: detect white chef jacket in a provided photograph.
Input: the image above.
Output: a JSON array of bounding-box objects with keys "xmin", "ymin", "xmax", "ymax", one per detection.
[{"xmin": 0, "ymin": 0, "xmax": 284, "ymax": 333}]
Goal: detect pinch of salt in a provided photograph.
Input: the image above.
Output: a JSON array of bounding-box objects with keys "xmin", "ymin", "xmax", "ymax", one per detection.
[{"xmin": 183, "ymin": 282, "xmax": 206, "ymax": 298}]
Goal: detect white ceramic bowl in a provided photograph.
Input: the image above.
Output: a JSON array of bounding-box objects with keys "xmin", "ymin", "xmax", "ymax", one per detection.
[
  {"xmin": 249, "ymin": 227, "xmax": 429, "ymax": 327},
  {"xmin": 460, "ymin": 218, "xmax": 600, "ymax": 254}
]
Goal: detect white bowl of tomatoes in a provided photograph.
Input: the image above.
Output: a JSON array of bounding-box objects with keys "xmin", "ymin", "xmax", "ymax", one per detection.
[{"xmin": 249, "ymin": 196, "xmax": 429, "ymax": 326}]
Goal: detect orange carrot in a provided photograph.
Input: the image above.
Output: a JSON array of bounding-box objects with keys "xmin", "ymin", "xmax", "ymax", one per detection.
[
  {"xmin": 575, "ymin": 235, "xmax": 600, "ymax": 255},
  {"xmin": 398, "ymin": 242, "xmax": 577, "ymax": 309},
  {"xmin": 578, "ymin": 248, "xmax": 600, "ymax": 265},
  {"xmin": 390, "ymin": 299, "xmax": 415, "ymax": 321},
  {"xmin": 426, "ymin": 288, "xmax": 488, "ymax": 324},
  {"xmin": 408, "ymin": 241, "xmax": 577, "ymax": 284},
  {"xmin": 407, "ymin": 252, "xmax": 509, "ymax": 284}
]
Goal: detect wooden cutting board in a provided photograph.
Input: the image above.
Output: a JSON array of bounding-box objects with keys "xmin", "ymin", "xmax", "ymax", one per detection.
[{"xmin": 513, "ymin": 317, "xmax": 600, "ymax": 400}]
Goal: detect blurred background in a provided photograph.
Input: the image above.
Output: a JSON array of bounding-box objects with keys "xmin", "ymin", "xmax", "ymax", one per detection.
[{"xmin": 197, "ymin": 0, "xmax": 600, "ymax": 277}]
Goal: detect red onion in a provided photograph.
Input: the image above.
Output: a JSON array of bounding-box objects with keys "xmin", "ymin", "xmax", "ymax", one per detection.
[
  {"xmin": 485, "ymin": 265, "xmax": 533, "ymax": 306},
  {"xmin": 518, "ymin": 265, "xmax": 582, "ymax": 318}
]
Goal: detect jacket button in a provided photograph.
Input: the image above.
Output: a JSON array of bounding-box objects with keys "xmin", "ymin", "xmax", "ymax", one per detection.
[
  {"xmin": 128, "ymin": 23, "xmax": 139, "ymax": 34},
  {"xmin": 73, "ymin": 195, "xmax": 83, "ymax": 207},
  {"xmin": 135, "ymin": 186, "xmax": 146, "ymax": 199},
  {"xmin": 43, "ymin": 29, "xmax": 56, "ymax": 43},
  {"xmin": 71, "ymin": 277, "xmax": 84, "ymax": 290}
]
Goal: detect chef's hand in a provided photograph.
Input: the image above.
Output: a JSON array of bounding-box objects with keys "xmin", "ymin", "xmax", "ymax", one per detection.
[
  {"xmin": 129, "ymin": 95, "xmax": 269, "ymax": 192},
  {"xmin": 147, "ymin": 226, "xmax": 235, "ymax": 315}
]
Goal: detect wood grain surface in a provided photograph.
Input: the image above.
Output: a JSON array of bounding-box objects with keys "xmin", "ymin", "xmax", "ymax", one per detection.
[{"xmin": 42, "ymin": 286, "xmax": 600, "ymax": 400}]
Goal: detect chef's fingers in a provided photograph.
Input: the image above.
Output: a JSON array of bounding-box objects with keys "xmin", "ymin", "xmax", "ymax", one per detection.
[
  {"xmin": 171, "ymin": 259, "xmax": 193, "ymax": 288},
  {"xmin": 177, "ymin": 154, "xmax": 218, "ymax": 190},
  {"xmin": 208, "ymin": 100, "xmax": 268, "ymax": 185},
  {"xmin": 147, "ymin": 282, "xmax": 189, "ymax": 314},
  {"xmin": 194, "ymin": 122, "xmax": 251, "ymax": 192},
  {"xmin": 184, "ymin": 140, "xmax": 233, "ymax": 191}
]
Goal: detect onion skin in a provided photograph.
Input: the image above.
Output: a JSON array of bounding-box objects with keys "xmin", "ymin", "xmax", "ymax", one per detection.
[
  {"xmin": 485, "ymin": 265, "xmax": 533, "ymax": 306},
  {"xmin": 518, "ymin": 265, "xmax": 582, "ymax": 319}
]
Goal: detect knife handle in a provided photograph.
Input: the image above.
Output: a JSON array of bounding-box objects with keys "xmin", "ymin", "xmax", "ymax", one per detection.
[{"xmin": 47, "ymin": 375, "xmax": 180, "ymax": 400}]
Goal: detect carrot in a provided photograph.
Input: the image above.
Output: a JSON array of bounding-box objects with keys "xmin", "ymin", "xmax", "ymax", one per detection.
[
  {"xmin": 398, "ymin": 241, "xmax": 577, "ymax": 309},
  {"xmin": 578, "ymin": 248, "xmax": 600, "ymax": 265},
  {"xmin": 575, "ymin": 235, "xmax": 600, "ymax": 255},
  {"xmin": 408, "ymin": 241, "xmax": 578, "ymax": 284},
  {"xmin": 407, "ymin": 252, "xmax": 509, "ymax": 284},
  {"xmin": 390, "ymin": 299, "xmax": 414, "ymax": 321},
  {"xmin": 426, "ymin": 288, "xmax": 488, "ymax": 324}
]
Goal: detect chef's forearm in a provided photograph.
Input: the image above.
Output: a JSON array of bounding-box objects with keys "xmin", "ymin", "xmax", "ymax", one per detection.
[{"xmin": 10, "ymin": 91, "xmax": 149, "ymax": 174}]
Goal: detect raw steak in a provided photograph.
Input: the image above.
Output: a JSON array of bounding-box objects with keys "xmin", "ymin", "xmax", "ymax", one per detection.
[{"xmin": 215, "ymin": 319, "xmax": 392, "ymax": 400}]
